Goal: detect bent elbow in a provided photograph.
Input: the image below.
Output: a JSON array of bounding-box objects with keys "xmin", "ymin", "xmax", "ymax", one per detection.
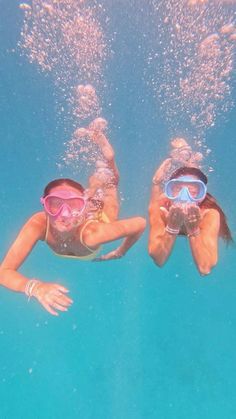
[
  {"xmin": 134, "ymin": 217, "xmax": 146, "ymax": 235},
  {"xmin": 199, "ymin": 267, "xmax": 211, "ymax": 276},
  {"xmin": 139, "ymin": 217, "xmax": 147, "ymax": 232},
  {"xmin": 0, "ymin": 267, "xmax": 10, "ymax": 287},
  {"xmin": 148, "ymin": 245, "xmax": 165, "ymax": 267},
  {"xmin": 197, "ymin": 246, "xmax": 218, "ymax": 276},
  {"xmin": 198, "ymin": 259, "xmax": 218, "ymax": 276}
]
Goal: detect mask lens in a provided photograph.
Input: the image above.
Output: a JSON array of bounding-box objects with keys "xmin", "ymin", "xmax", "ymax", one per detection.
[
  {"xmin": 165, "ymin": 178, "xmax": 206, "ymax": 201},
  {"xmin": 44, "ymin": 195, "xmax": 86, "ymax": 217},
  {"xmin": 186, "ymin": 182, "xmax": 201, "ymax": 199},
  {"xmin": 168, "ymin": 182, "xmax": 182, "ymax": 198},
  {"xmin": 66, "ymin": 198, "xmax": 85, "ymax": 212},
  {"xmin": 45, "ymin": 196, "xmax": 64, "ymax": 215},
  {"xmin": 165, "ymin": 180, "xmax": 183, "ymax": 198}
]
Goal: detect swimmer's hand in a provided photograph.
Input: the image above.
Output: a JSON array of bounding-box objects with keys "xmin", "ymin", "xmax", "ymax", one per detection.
[
  {"xmin": 32, "ymin": 282, "xmax": 73, "ymax": 316},
  {"xmin": 162, "ymin": 204, "xmax": 185, "ymax": 235},
  {"xmin": 152, "ymin": 158, "xmax": 172, "ymax": 185},
  {"xmin": 93, "ymin": 249, "xmax": 124, "ymax": 262},
  {"xmin": 184, "ymin": 204, "xmax": 201, "ymax": 237}
]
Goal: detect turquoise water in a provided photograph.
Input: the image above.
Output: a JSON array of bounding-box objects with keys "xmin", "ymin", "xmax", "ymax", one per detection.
[{"xmin": 1, "ymin": 1, "xmax": 236, "ymax": 418}]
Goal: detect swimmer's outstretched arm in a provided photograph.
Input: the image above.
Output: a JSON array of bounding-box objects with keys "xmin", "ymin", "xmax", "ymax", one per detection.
[
  {"xmin": 82, "ymin": 217, "xmax": 146, "ymax": 261},
  {"xmin": 151, "ymin": 158, "xmax": 172, "ymax": 199},
  {"xmin": 148, "ymin": 159, "xmax": 178, "ymax": 266},
  {"xmin": 187, "ymin": 208, "xmax": 220, "ymax": 275},
  {"xmin": 0, "ymin": 213, "xmax": 73, "ymax": 315},
  {"xmin": 148, "ymin": 198, "xmax": 178, "ymax": 266},
  {"xmin": 86, "ymin": 127, "xmax": 119, "ymax": 197}
]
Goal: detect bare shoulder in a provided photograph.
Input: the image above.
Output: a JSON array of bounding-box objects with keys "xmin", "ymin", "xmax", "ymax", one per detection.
[
  {"xmin": 81, "ymin": 220, "xmax": 101, "ymax": 237},
  {"xmin": 201, "ymin": 208, "xmax": 220, "ymax": 221},
  {"xmin": 24, "ymin": 211, "xmax": 47, "ymax": 239},
  {"xmin": 149, "ymin": 194, "xmax": 167, "ymax": 211},
  {"xmin": 80, "ymin": 220, "xmax": 102, "ymax": 247}
]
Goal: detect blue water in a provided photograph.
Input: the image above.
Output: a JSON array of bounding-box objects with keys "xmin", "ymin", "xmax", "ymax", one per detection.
[{"xmin": 0, "ymin": 1, "xmax": 236, "ymax": 418}]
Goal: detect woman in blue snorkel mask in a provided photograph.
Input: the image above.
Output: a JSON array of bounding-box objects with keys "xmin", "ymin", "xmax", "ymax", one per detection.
[{"xmin": 148, "ymin": 160, "xmax": 233, "ymax": 275}]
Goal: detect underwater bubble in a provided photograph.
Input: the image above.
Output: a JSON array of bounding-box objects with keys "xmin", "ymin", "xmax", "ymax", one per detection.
[
  {"xmin": 19, "ymin": 3, "xmax": 31, "ymax": 11},
  {"xmin": 146, "ymin": 0, "xmax": 236, "ymax": 167},
  {"xmin": 19, "ymin": 0, "xmax": 109, "ymax": 127},
  {"xmin": 18, "ymin": 0, "xmax": 111, "ymax": 174}
]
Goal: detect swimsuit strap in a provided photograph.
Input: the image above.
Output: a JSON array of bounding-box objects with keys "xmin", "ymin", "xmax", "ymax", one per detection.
[
  {"xmin": 79, "ymin": 219, "xmax": 100, "ymax": 253},
  {"xmin": 44, "ymin": 213, "xmax": 109, "ymax": 260},
  {"xmin": 45, "ymin": 215, "xmax": 99, "ymax": 253},
  {"xmin": 45, "ymin": 215, "xmax": 50, "ymax": 243}
]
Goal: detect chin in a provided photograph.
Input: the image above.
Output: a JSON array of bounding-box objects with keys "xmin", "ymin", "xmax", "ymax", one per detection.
[
  {"xmin": 53, "ymin": 222, "xmax": 75, "ymax": 232},
  {"xmin": 55, "ymin": 219, "xmax": 83, "ymax": 232}
]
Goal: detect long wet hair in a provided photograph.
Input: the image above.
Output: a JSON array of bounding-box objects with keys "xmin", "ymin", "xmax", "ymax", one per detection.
[
  {"xmin": 43, "ymin": 178, "xmax": 85, "ymax": 197},
  {"xmin": 169, "ymin": 167, "xmax": 233, "ymax": 244}
]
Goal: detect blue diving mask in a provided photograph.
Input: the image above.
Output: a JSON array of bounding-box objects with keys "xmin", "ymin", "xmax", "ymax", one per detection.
[{"xmin": 164, "ymin": 175, "xmax": 207, "ymax": 204}]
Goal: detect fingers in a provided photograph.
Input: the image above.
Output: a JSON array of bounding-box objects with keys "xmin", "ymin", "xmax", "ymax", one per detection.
[
  {"xmin": 40, "ymin": 295, "xmax": 73, "ymax": 316},
  {"xmin": 47, "ymin": 289, "xmax": 73, "ymax": 311},
  {"xmin": 93, "ymin": 257, "xmax": 103, "ymax": 262},
  {"xmin": 51, "ymin": 300, "xmax": 68, "ymax": 312},
  {"xmin": 93, "ymin": 255, "xmax": 108, "ymax": 262},
  {"xmin": 53, "ymin": 289, "xmax": 73, "ymax": 305},
  {"xmin": 169, "ymin": 206, "xmax": 184, "ymax": 219},
  {"xmin": 36, "ymin": 284, "xmax": 73, "ymax": 316},
  {"xmin": 53, "ymin": 285, "xmax": 69, "ymax": 294},
  {"xmin": 186, "ymin": 206, "xmax": 201, "ymax": 220},
  {"xmin": 171, "ymin": 206, "xmax": 183, "ymax": 214},
  {"xmin": 40, "ymin": 300, "xmax": 59, "ymax": 316},
  {"xmin": 187, "ymin": 204, "xmax": 200, "ymax": 213},
  {"xmin": 93, "ymin": 252, "xmax": 120, "ymax": 262},
  {"xmin": 160, "ymin": 206, "xmax": 169, "ymax": 217},
  {"xmin": 53, "ymin": 292, "xmax": 73, "ymax": 306}
]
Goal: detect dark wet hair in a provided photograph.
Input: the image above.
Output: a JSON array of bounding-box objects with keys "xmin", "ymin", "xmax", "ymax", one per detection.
[
  {"xmin": 169, "ymin": 166, "xmax": 233, "ymax": 244},
  {"xmin": 170, "ymin": 166, "xmax": 208, "ymax": 185},
  {"xmin": 43, "ymin": 178, "xmax": 85, "ymax": 197}
]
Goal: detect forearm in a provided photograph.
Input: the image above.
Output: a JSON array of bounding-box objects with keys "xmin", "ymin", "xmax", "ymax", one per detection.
[
  {"xmin": 148, "ymin": 202, "xmax": 181, "ymax": 266},
  {"xmin": 189, "ymin": 234, "xmax": 218, "ymax": 275},
  {"xmin": 117, "ymin": 231, "xmax": 143, "ymax": 255},
  {"xmin": 150, "ymin": 182, "xmax": 163, "ymax": 203},
  {"xmin": 0, "ymin": 269, "xmax": 29, "ymax": 293},
  {"xmin": 149, "ymin": 231, "xmax": 177, "ymax": 266},
  {"xmin": 117, "ymin": 217, "xmax": 146, "ymax": 255}
]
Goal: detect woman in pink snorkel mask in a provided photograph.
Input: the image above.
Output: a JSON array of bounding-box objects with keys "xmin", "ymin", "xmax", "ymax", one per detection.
[
  {"xmin": 148, "ymin": 157, "xmax": 233, "ymax": 275},
  {"xmin": 0, "ymin": 119, "xmax": 146, "ymax": 316}
]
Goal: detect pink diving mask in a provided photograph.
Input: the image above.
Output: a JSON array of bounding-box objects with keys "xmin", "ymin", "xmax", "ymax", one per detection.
[{"xmin": 41, "ymin": 190, "xmax": 87, "ymax": 219}]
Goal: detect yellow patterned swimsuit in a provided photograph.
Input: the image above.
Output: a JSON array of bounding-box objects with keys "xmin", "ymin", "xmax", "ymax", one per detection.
[{"xmin": 45, "ymin": 211, "xmax": 110, "ymax": 261}]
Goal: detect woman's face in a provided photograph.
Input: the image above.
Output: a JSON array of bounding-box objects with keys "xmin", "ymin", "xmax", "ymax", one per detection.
[
  {"xmin": 165, "ymin": 173, "xmax": 207, "ymax": 205},
  {"xmin": 45, "ymin": 184, "xmax": 86, "ymax": 233}
]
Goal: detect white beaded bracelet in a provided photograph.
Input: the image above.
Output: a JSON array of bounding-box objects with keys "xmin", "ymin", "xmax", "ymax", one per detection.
[
  {"xmin": 165, "ymin": 225, "xmax": 179, "ymax": 235},
  {"xmin": 25, "ymin": 279, "xmax": 41, "ymax": 300}
]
